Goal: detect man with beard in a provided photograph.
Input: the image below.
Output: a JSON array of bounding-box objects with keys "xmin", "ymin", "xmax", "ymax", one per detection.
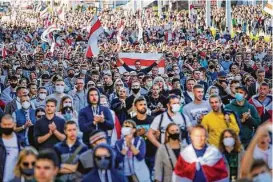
[
  {"xmin": 201, "ymin": 94, "xmax": 240, "ymax": 148},
  {"xmin": 183, "ymin": 84, "xmax": 211, "ymax": 126},
  {"xmin": 78, "ymin": 88, "xmax": 114, "ymax": 145},
  {"xmin": 1, "ymin": 75, "xmax": 18, "ymax": 104},
  {"xmin": 125, "ymin": 80, "xmax": 142, "ymax": 115},
  {"xmin": 131, "ymin": 96, "xmax": 155, "ymax": 175}
]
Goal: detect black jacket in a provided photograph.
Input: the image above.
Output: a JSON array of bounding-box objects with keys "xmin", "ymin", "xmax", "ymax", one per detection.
[{"xmin": 0, "ymin": 133, "xmax": 25, "ymax": 182}]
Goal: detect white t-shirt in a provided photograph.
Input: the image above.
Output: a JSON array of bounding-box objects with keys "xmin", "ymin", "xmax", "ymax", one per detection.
[
  {"xmin": 183, "ymin": 100, "xmax": 211, "ymax": 126},
  {"xmin": 253, "ymin": 145, "xmax": 272, "ymax": 169},
  {"xmin": 150, "ymin": 112, "xmax": 191, "ymax": 144},
  {"xmin": 3, "ymin": 133, "xmax": 19, "ymax": 182}
]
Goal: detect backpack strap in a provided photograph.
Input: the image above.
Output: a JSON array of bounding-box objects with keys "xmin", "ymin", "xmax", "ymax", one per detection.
[{"xmin": 158, "ymin": 113, "xmax": 164, "ymax": 144}]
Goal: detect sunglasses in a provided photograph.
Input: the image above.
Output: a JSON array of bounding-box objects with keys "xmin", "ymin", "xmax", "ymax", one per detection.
[
  {"xmin": 95, "ymin": 156, "xmax": 111, "ymax": 160},
  {"xmin": 37, "ymin": 115, "xmax": 44, "ymax": 119},
  {"xmin": 22, "ymin": 161, "xmax": 35, "ymax": 168}
]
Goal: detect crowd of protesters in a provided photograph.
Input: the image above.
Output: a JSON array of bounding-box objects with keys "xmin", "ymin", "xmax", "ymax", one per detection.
[{"xmin": 0, "ymin": 1, "xmax": 272, "ymax": 182}]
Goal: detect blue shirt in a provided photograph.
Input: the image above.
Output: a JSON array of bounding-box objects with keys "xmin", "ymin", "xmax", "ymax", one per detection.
[{"xmin": 193, "ymin": 145, "xmax": 208, "ymax": 182}]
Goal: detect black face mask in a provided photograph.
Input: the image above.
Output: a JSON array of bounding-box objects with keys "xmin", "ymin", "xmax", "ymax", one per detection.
[
  {"xmin": 1, "ymin": 127, "xmax": 13, "ymax": 135},
  {"xmin": 10, "ymin": 83, "xmax": 17, "ymax": 88},
  {"xmin": 68, "ymin": 73, "xmax": 74, "ymax": 78},
  {"xmin": 219, "ymin": 80, "xmax": 228, "ymax": 85},
  {"xmin": 132, "ymin": 88, "xmax": 140, "ymax": 94},
  {"xmin": 225, "ymin": 56, "xmax": 230, "ymax": 60},
  {"xmin": 98, "ymin": 59, "xmax": 103, "ymax": 63},
  {"xmin": 209, "ymin": 65, "xmax": 215, "ymax": 69},
  {"xmin": 188, "ymin": 58, "xmax": 193, "ymax": 62},
  {"xmin": 169, "ymin": 133, "xmax": 180, "ymax": 140},
  {"xmin": 168, "ymin": 73, "xmax": 174, "ymax": 77},
  {"xmin": 21, "ymin": 168, "xmax": 34, "ymax": 176}
]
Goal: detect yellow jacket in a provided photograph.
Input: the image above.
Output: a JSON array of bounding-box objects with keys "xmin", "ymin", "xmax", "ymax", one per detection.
[{"xmin": 201, "ymin": 111, "xmax": 240, "ymax": 148}]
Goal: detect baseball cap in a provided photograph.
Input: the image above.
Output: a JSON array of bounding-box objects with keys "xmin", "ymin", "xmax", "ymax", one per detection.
[{"xmin": 218, "ymin": 71, "xmax": 227, "ymax": 78}]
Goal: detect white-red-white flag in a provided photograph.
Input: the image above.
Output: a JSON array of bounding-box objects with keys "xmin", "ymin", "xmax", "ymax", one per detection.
[
  {"xmin": 117, "ymin": 20, "xmax": 125, "ymax": 47},
  {"xmin": 86, "ymin": 16, "xmax": 104, "ymax": 58},
  {"xmin": 117, "ymin": 53, "xmax": 164, "ymax": 73}
]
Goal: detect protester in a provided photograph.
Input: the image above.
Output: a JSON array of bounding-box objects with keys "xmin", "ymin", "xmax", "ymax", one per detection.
[
  {"xmin": 219, "ymin": 129, "xmax": 245, "ymax": 181},
  {"xmin": 0, "ymin": 2, "xmax": 272, "ymax": 181},
  {"xmin": 225, "ymin": 86, "xmax": 261, "ymax": 148},
  {"xmin": 34, "ymin": 149, "xmax": 61, "ymax": 182},
  {"xmin": 202, "ymin": 94, "xmax": 240, "ymax": 148},
  {"xmin": 11, "ymin": 147, "xmax": 38, "ymax": 182},
  {"xmin": 78, "ymin": 87, "xmax": 114, "ymax": 145},
  {"xmin": 172, "ymin": 125, "xmax": 229, "ymax": 182},
  {"xmin": 154, "ymin": 123, "xmax": 186, "ymax": 182},
  {"xmin": 115, "ymin": 119, "xmax": 150, "ymax": 182},
  {"xmin": 34, "ymin": 98, "xmax": 66, "ymax": 150},
  {"xmin": 82, "ymin": 143, "xmax": 127, "ymax": 182},
  {"xmin": 0, "ymin": 114, "xmax": 25, "ymax": 182},
  {"xmin": 54, "ymin": 121, "xmax": 88, "ymax": 181}
]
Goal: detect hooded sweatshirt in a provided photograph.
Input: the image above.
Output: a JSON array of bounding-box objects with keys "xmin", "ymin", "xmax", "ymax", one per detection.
[
  {"xmin": 82, "ymin": 144, "xmax": 127, "ymax": 182},
  {"xmin": 78, "ymin": 88, "xmax": 114, "ymax": 145},
  {"xmin": 225, "ymin": 99, "xmax": 260, "ymax": 145}
]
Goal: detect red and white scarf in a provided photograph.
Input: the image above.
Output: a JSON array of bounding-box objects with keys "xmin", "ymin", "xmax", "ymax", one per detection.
[{"xmin": 173, "ymin": 144, "xmax": 229, "ymax": 182}]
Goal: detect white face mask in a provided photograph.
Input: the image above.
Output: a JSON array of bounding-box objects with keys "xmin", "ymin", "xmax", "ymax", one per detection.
[
  {"xmin": 39, "ymin": 93, "xmax": 47, "ymax": 100},
  {"xmin": 63, "ymin": 103, "xmax": 72, "ymax": 107},
  {"xmin": 22, "ymin": 101, "xmax": 30, "ymax": 109},
  {"xmin": 223, "ymin": 137, "xmax": 235, "ymax": 147},
  {"xmin": 171, "ymin": 104, "xmax": 181, "ymax": 113},
  {"xmin": 55, "ymin": 85, "xmax": 64, "ymax": 93},
  {"xmin": 121, "ymin": 127, "xmax": 132, "ymax": 136},
  {"xmin": 253, "ymin": 172, "xmax": 272, "ymax": 182}
]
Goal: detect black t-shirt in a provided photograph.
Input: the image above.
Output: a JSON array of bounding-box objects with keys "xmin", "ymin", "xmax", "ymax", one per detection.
[
  {"xmin": 146, "ymin": 95, "xmax": 167, "ymax": 117},
  {"xmin": 172, "ymin": 148, "xmax": 181, "ymax": 159},
  {"xmin": 132, "ymin": 115, "xmax": 156, "ymax": 157}
]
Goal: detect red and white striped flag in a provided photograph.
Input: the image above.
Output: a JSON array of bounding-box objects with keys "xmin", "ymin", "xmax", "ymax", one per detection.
[
  {"xmin": 117, "ymin": 53, "xmax": 164, "ymax": 73},
  {"xmin": 117, "ymin": 20, "xmax": 125, "ymax": 47},
  {"xmin": 1, "ymin": 45, "xmax": 7, "ymax": 59},
  {"xmin": 172, "ymin": 144, "xmax": 229, "ymax": 182},
  {"xmin": 86, "ymin": 16, "xmax": 104, "ymax": 58},
  {"xmin": 264, "ymin": 2, "xmax": 273, "ymax": 16}
]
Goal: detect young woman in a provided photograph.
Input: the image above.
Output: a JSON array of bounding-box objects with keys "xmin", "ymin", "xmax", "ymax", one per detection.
[
  {"xmin": 11, "ymin": 147, "xmax": 38, "ymax": 182},
  {"xmin": 57, "ymin": 95, "xmax": 78, "ymax": 119},
  {"xmin": 219, "ymin": 129, "xmax": 245, "ymax": 181},
  {"xmin": 154, "ymin": 123, "xmax": 186, "ymax": 182},
  {"xmin": 115, "ymin": 120, "xmax": 150, "ymax": 182}
]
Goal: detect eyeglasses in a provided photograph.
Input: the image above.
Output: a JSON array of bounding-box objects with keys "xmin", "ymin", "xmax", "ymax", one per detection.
[
  {"xmin": 116, "ymin": 84, "xmax": 123, "ymax": 87},
  {"xmin": 88, "ymin": 84, "xmax": 95, "ymax": 87},
  {"xmin": 22, "ymin": 162, "xmax": 35, "ymax": 168},
  {"xmin": 37, "ymin": 115, "xmax": 44, "ymax": 119},
  {"xmin": 123, "ymin": 75, "xmax": 130, "ymax": 77}
]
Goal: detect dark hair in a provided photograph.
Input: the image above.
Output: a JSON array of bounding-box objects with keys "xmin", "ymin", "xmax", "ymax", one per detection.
[
  {"xmin": 35, "ymin": 108, "xmax": 45, "ymax": 116},
  {"xmin": 209, "ymin": 94, "xmax": 222, "ymax": 102},
  {"xmin": 37, "ymin": 149, "xmax": 60, "ymax": 167},
  {"xmin": 230, "ymin": 80, "xmax": 240, "ymax": 85},
  {"xmin": 64, "ymin": 120, "xmax": 77, "ymax": 130},
  {"xmin": 229, "ymin": 63, "xmax": 239, "ymax": 72},
  {"xmin": 186, "ymin": 78, "xmax": 196, "ymax": 83},
  {"xmin": 38, "ymin": 86, "xmax": 47, "ymax": 92},
  {"xmin": 143, "ymin": 75, "xmax": 152, "ymax": 83},
  {"xmin": 169, "ymin": 89, "xmax": 182, "ymax": 97},
  {"xmin": 219, "ymin": 129, "xmax": 242, "ymax": 153},
  {"xmin": 91, "ymin": 70, "xmax": 100, "ymax": 75},
  {"xmin": 164, "ymin": 123, "xmax": 180, "ymax": 144},
  {"xmin": 27, "ymin": 82, "xmax": 37, "ymax": 89},
  {"xmin": 260, "ymin": 82, "xmax": 269, "ymax": 87},
  {"xmin": 193, "ymin": 84, "xmax": 204, "ymax": 90},
  {"xmin": 135, "ymin": 60, "xmax": 140, "ymax": 64},
  {"xmin": 166, "ymin": 95, "xmax": 180, "ymax": 104},
  {"xmin": 256, "ymin": 68, "xmax": 265, "ymax": 74},
  {"xmin": 134, "ymin": 96, "xmax": 146, "ymax": 106},
  {"xmin": 192, "ymin": 69, "xmax": 200, "ymax": 75},
  {"xmin": 171, "ymin": 78, "xmax": 180, "ymax": 84},
  {"xmin": 46, "ymin": 98, "xmax": 57, "ymax": 106},
  {"xmin": 16, "ymin": 86, "xmax": 26, "ymax": 94},
  {"xmin": 250, "ymin": 159, "xmax": 270, "ymax": 172}
]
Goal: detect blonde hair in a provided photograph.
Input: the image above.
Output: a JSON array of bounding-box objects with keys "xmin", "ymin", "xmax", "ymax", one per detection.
[{"xmin": 14, "ymin": 147, "xmax": 38, "ymax": 177}]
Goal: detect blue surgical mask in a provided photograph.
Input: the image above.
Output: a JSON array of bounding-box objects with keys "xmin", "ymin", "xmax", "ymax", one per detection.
[
  {"xmin": 64, "ymin": 112, "xmax": 72, "ymax": 121},
  {"xmin": 95, "ymin": 157, "xmax": 111, "ymax": 169},
  {"xmin": 235, "ymin": 93, "xmax": 244, "ymax": 102}
]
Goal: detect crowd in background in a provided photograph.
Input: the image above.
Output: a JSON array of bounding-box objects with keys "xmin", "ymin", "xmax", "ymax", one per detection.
[{"xmin": 0, "ymin": 2, "xmax": 272, "ymax": 182}]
